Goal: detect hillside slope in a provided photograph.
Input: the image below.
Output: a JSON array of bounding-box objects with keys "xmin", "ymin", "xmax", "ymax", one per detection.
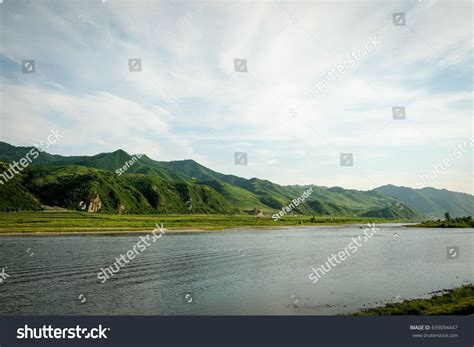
[
  {"xmin": 4, "ymin": 164, "xmax": 237, "ymax": 214},
  {"xmin": 0, "ymin": 162, "xmax": 41, "ymax": 211},
  {"xmin": 0, "ymin": 142, "xmax": 469, "ymax": 218},
  {"xmin": 374, "ymin": 185, "xmax": 474, "ymax": 219}
]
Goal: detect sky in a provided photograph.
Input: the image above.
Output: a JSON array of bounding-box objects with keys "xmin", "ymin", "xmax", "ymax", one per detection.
[{"xmin": 0, "ymin": 0, "xmax": 472, "ymax": 194}]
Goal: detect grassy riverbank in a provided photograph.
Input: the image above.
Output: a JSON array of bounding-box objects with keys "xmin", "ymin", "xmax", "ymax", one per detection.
[
  {"xmin": 0, "ymin": 212, "xmax": 394, "ymax": 234},
  {"xmin": 354, "ymin": 284, "xmax": 474, "ymax": 315},
  {"xmin": 410, "ymin": 216, "xmax": 474, "ymax": 228}
]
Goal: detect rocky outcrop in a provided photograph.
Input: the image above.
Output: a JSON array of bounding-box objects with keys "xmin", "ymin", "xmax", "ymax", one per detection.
[
  {"xmin": 87, "ymin": 194, "xmax": 102, "ymax": 213},
  {"xmin": 118, "ymin": 203, "xmax": 126, "ymax": 214}
]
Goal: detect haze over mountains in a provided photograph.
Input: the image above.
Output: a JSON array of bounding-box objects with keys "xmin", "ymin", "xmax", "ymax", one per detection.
[{"xmin": 0, "ymin": 141, "xmax": 472, "ymax": 219}]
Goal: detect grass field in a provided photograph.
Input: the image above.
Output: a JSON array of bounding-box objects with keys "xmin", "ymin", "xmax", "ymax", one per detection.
[
  {"xmin": 354, "ymin": 284, "xmax": 474, "ymax": 315},
  {"xmin": 0, "ymin": 212, "xmax": 388, "ymax": 233}
]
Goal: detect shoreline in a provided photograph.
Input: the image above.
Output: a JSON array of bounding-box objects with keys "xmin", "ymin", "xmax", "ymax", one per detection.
[
  {"xmin": 353, "ymin": 284, "xmax": 474, "ymax": 315},
  {"xmin": 0, "ymin": 222, "xmax": 409, "ymax": 236}
]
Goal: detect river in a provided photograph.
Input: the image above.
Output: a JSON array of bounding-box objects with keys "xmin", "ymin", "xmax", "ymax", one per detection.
[{"xmin": 0, "ymin": 224, "xmax": 472, "ymax": 315}]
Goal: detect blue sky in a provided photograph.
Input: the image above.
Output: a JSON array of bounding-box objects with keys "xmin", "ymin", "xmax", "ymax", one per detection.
[{"xmin": 0, "ymin": 0, "xmax": 472, "ymax": 194}]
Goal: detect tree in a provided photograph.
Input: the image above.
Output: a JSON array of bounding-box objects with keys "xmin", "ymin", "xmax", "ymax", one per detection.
[{"xmin": 444, "ymin": 212, "xmax": 451, "ymax": 221}]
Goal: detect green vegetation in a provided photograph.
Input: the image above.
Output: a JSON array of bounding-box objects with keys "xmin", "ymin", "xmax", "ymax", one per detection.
[
  {"xmin": 0, "ymin": 162, "xmax": 241, "ymax": 215},
  {"xmin": 1, "ymin": 142, "xmax": 472, "ymax": 220},
  {"xmin": 354, "ymin": 284, "xmax": 474, "ymax": 315},
  {"xmin": 411, "ymin": 215, "xmax": 474, "ymax": 228},
  {"xmin": 0, "ymin": 162, "xmax": 42, "ymax": 211},
  {"xmin": 374, "ymin": 184, "xmax": 474, "ymax": 219},
  {"xmin": 360, "ymin": 203, "xmax": 421, "ymax": 219},
  {"xmin": 0, "ymin": 212, "xmax": 387, "ymax": 233}
]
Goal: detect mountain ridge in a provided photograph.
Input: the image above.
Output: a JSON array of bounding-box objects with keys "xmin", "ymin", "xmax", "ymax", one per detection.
[
  {"xmin": 0, "ymin": 141, "xmax": 471, "ymax": 218},
  {"xmin": 373, "ymin": 184, "xmax": 473, "ymax": 219}
]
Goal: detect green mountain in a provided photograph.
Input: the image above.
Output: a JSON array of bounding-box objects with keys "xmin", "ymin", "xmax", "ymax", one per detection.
[
  {"xmin": 0, "ymin": 142, "xmax": 185, "ymax": 181},
  {"xmin": 373, "ymin": 184, "xmax": 474, "ymax": 219},
  {"xmin": 0, "ymin": 162, "xmax": 41, "ymax": 212},
  {"xmin": 12, "ymin": 164, "xmax": 238, "ymax": 214},
  {"xmin": 0, "ymin": 141, "xmax": 469, "ymax": 219},
  {"xmin": 145, "ymin": 159, "xmax": 412, "ymax": 216}
]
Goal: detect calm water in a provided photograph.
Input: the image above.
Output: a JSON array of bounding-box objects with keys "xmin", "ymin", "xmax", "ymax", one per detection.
[{"xmin": 0, "ymin": 224, "xmax": 472, "ymax": 315}]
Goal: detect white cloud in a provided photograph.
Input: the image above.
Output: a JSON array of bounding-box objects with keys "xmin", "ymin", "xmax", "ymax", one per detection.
[{"xmin": 0, "ymin": 0, "xmax": 472, "ymax": 193}]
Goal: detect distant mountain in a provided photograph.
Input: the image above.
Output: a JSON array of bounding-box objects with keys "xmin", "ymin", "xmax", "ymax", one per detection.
[
  {"xmin": 145, "ymin": 160, "xmax": 411, "ymax": 216},
  {"xmin": 0, "ymin": 141, "xmax": 470, "ymax": 219},
  {"xmin": 373, "ymin": 185, "xmax": 474, "ymax": 219}
]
